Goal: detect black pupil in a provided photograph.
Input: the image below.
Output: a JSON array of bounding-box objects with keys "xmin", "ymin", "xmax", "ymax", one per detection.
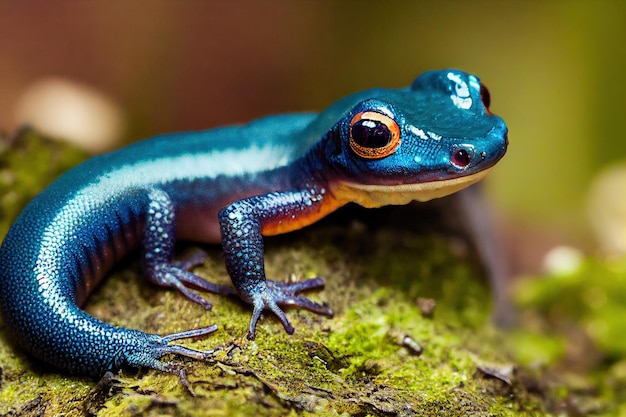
[{"xmin": 352, "ymin": 119, "xmax": 391, "ymax": 148}]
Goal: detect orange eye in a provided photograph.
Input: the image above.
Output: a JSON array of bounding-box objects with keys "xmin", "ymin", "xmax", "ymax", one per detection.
[{"xmin": 349, "ymin": 111, "xmax": 401, "ymax": 159}]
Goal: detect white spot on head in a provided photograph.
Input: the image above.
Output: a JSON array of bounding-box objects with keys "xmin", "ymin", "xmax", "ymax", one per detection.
[
  {"xmin": 427, "ymin": 131, "xmax": 442, "ymax": 141},
  {"xmin": 447, "ymin": 72, "xmax": 472, "ymax": 110},
  {"xmin": 408, "ymin": 125, "xmax": 429, "ymax": 140},
  {"xmin": 447, "ymin": 72, "xmax": 469, "ymax": 98},
  {"xmin": 451, "ymin": 95, "xmax": 472, "ymax": 110},
  {"xmin": 376, "ymin": 106, "xmax": 395, "ymax": 118},
  {"xmin": 468, "ymin": 75, "xmax": 480, "ymax": 92}
]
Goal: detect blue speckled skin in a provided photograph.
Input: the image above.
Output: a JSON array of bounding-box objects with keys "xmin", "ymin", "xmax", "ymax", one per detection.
[{"xmin": 0, "ymin": 70, "xmax": 507, "ymax": 380}]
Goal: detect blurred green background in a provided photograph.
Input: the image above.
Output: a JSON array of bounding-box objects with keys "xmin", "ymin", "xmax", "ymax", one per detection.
[{"xmin": 0, "ymin": 1, "xmax": 625, "ymax": 262}]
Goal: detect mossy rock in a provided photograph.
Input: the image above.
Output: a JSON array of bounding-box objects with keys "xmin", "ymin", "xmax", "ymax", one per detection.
[{"xmin": 0, "ymin": 130, "xmax": 595, "ymax": 416}]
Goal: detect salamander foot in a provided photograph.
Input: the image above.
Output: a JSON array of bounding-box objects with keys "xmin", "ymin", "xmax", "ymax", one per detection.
[
  {"xmin": 146, "ymin": 250, "xmax": 237, "ymax": 310},
  {"xmin": 246, "ymin": 277, "xmax": 334, "ymax": 339}
]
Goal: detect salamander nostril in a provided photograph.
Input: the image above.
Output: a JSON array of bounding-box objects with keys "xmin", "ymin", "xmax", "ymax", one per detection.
[{"xmin": 451, "ymin": 149, "xmax": 471, "ymax": 168}]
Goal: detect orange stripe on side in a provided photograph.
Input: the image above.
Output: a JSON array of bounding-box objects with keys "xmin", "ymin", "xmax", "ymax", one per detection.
[{"xmin": 261, "ymin": 193, "xmax": 344, "ymax": 236}]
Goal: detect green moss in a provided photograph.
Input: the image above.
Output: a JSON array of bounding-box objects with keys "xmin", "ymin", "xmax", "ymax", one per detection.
[
  {"xmin": 515, "ymin": 257, "xmax": 626, "ymax": 358},
  {"xmin": 508, "ymin": 330, "xmax": 567, "ymax": 367},
  {"xmin": 0, "ymin": 128, "xmax": 88, "ymax": 237},
  {"xmin": 511, "ymin": 256, "xmax": 626, "ymax": 415}
]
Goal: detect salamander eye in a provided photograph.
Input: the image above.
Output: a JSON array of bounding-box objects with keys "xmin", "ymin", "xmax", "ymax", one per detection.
[
  {"xmin": 480, "ymin": 83, "xmax": 491, "ymax": 111},
  {"xmin": 349, "ymin": 111, "xmax": 401, "ymax": 159},
  {"xmin": 451, "ymin": 148, "xmax": 471, "ymax": 169}
]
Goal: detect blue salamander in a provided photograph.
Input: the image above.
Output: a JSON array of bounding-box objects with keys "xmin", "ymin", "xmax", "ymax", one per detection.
[{"xmin": 0, "ymin": 69, "xmax": 508, "ymax": 382}]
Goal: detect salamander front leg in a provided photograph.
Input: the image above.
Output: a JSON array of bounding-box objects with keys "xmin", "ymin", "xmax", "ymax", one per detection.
[
  {"xmin": 219, "ymin": 192, "xmax": 335, "ymax": 339},
  {"xmin": 142, "ymin": 189, "xmax": 235, "ymax": 309}
]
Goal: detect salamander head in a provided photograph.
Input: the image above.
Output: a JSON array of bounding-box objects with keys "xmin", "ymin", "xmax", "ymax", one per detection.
[{"xmin": 320, "ymin": 69, "xmax": 508, "ymax": 208}]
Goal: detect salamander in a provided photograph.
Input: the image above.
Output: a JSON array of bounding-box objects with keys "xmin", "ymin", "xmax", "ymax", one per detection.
[{"xmin": 0, "ymin": 69, "xmax": 508, "ymax": 382}]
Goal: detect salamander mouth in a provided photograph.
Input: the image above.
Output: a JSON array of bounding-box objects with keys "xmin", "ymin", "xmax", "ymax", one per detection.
[{"xmin": 331, "ymin": 168, "xmax": 492, "ymax": 208}]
